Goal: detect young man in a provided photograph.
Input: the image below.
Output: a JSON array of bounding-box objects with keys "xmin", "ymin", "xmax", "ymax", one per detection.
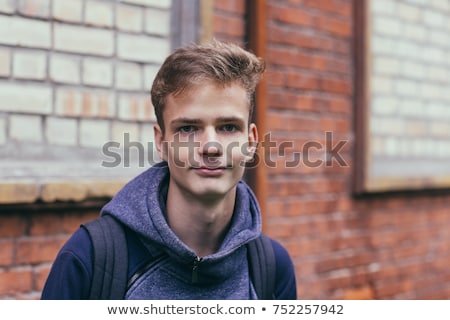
[{"xmin": 41, "ymin": 40, "xmax": 297, "ymax": 299}]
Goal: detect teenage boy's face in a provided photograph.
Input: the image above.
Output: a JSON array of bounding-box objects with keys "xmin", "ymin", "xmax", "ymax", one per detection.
[{"xmin": 154, "ymin": 83, "xmax": 257, "ymax": 201}]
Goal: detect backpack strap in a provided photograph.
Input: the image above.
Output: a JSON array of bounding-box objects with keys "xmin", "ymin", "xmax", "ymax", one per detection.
[
  {"xmin": 81, "ymin": 215, "xmax": 128, "ymax": 299},
  {"xmin": 247, "ymin": 233, "xmax": 276, "ymax": 299}
]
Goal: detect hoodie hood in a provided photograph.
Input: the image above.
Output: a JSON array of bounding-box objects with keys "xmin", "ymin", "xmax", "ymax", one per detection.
[{"xmin": 100, "ymin": 161, "xmax": 262, "ymax": 288}]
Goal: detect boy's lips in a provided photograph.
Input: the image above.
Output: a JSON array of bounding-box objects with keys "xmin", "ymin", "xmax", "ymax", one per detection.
[{"xmin": 193, "ymin": 166, "xmax": 226, "ymax": 176}]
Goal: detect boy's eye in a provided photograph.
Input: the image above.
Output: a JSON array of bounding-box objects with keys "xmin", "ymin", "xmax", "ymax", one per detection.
[
  {"xmin": 221, "ymin": 124, "xmax": 238, "ymax": 132},
  {"xmin": 178, "ymin": 125, "xmax": 196, "ymax": 133}
]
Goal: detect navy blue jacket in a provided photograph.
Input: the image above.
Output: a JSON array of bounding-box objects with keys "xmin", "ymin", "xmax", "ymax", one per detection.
[{"xmin": 41, "ymin": 162, "xmax": 297, "ymax": 299}]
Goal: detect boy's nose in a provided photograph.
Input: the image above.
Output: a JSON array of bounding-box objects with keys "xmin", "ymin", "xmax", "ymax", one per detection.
[{"xmin": 198, "ymin": 128, "xmax": 222, "ymax": 156}]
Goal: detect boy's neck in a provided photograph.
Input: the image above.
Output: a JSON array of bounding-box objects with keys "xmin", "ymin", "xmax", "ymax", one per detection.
[{"xmin": 165, "ymin": 181, "xmax": 237, "ymax": 257}]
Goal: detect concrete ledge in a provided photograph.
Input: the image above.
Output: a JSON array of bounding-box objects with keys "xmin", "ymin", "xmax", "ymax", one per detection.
[
  {"xmin": 0, "ymin": 179, "xmax": 127, "ymax": 204},
  {"xmin": 0, "ymin": 181, "xmax": 40, "ymax": 204}
]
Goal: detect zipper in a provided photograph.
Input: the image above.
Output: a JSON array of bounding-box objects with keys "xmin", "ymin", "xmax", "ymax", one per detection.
[
  {"xmin": 191, "ymin": 256, "xmax": 203, "ymax": 284},
  {"xmin": 127, "ymin": 254, "xmax": 166, "ymax": 290}
]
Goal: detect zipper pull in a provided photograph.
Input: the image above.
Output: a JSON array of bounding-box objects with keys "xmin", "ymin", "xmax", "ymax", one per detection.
[{"xmin": 191, "ymin": 256, "xmax": 202, "ymax": 283}]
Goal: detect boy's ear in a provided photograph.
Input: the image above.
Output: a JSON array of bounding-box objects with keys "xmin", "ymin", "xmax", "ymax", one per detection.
[
  {"xmin": 244, "ymin": 123, "xmax": 258, "ymax": 162},
  {"xmin": 154, "ymin": 124, "xmax": 167, "ymax": 161}
]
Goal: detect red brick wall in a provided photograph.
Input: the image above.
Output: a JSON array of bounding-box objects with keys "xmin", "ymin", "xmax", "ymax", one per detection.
[
  {"xmin": 212, "ymin": 0, "xmax": 246, "ymax": 45},
  {"xmin": 0, "ymin": 208, "xmax": 99, "ymax": 299},
  {"xmin": 264, "ymin": 0, "xmax": 355, "ymax": 299}
]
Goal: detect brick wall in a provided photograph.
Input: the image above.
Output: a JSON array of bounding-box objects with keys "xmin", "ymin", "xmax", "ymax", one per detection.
[
  {"xmin": 0, "ymin": 208, "xmax": 99, "ymax": 299},
  {"xmin": 1, "ymin": 0, "xmax": 450, "ymax": 300},
  {"xmin": 212, "ymin": 0, "xmax": 246, "ymax": 45},
  {"xmin": 0, "ymin": 0, "xmax": 171, "ymax": 204},
  {"xmin": 262, "ymin": 0, "xmax": 450, "ymax": 299}
]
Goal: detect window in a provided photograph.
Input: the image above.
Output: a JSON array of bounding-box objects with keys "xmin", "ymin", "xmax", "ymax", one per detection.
[{"xmin": 354, "ymin": 0, "xmax": 450, "ymax": 193}]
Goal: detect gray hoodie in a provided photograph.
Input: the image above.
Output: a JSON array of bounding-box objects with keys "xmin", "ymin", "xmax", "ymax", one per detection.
[{"xmin": 101, "ymin": 161, "xmax": 263, "ymax": 299}]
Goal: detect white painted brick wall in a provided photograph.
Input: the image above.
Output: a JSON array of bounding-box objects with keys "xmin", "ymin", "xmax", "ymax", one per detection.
[
  {"xmin": 140, "ymin": 122, "xmax": 155, "ymax": 145},
  {"xmin": 55, "ymin": 88, "xmax": 116, "ymax": 118},
  {"xmin": 400, "ymin": 60, "xmax": 425, "ymax": 79},
  {"xmin": 82, "ymin": 58, "xmax": 113, "ymax": 87},
  {"xmin": 373, "ymin": 56, "xmax": 400, "ymax": 76},
  {"xmin": 116, "ymin": 62, "xmax": 143, "ymax": 90},
  {"xmin": 0, "ymin": 48, "xmax": 10, "ymax": 77},
  {"xmin": 112, "ymin": 121, "xmax": 140, "ymax": 143},
  {"xmin": 0, "ymin": 16, "xmax": 51, "ymax": 48},
  {"xmin": 18, "ymin": 0, "xmax": 50, "ymax": 18},
  {"xmin": 118, "ymin": 93, "xmax": 154, "ymax": 121},
  {"xmin": 117, "ymin": 4, "xmax": 143, "ymax": 32},
  {"xmin": 0, "ymin": 116, "xmax": 5, "ymax": 145},
  {"xmin": 52, "ymin": 0, "xmax": 83, "ymax": 23},
  {"xmin": 0, "ymin": 0, "xmax": 175, "ymax": 185},
  {"xmin": 429, "ymin": 30, "xmax": 448, "ymax": 49},
  {"xmin": 0, "ymin": 83, "xmax": 52, "ymax": 114},
  {"xmin": 395, "ymin": 40, "xmax": 419, "ymax": 59},
  {"xmin": 403, "ymin": 23, "xmax": 426, "ymax": 42},
  {"xmin": 398, "ymin": 99, "xmax": 424, "ymax": 117},
  {"xmin": 431, "ymin": 0, "xmax": 450, "ymax": 11},
  {"xmin": 421, "ymin": 47, "xmax": 446, "ymax": 65},
  {"xmin": 371, "ymin": 76, "xmax": 394, "ymax": 94},
  {"xmin": 426, "ymin": 104, "xmax": 447, "ymax": 119},
  {"xmin": 384, "ymin": 137, "xmax": 400, "ymax": 157},
  {"xmin": 426, "ymin": 66, "xmax": 447, "ymax": 82},
  {"xmin": 9, "ymin": 114, "xmax": 43, "ymax": 143},
  {"xmin": 121, "ymin": 0, "xmax": 172, "ymax": 8},
  {"xmin": 419, "ymin": 83, "xmax": 440, "ymax": 100},
  {"xmin": 145, "ymin": 8, "xmax": 171, "ymax": 36},
  {"xmin": 85, "ymin": 0, "xmax": 114, "ymax": 28},
  {"xmin": 397, "ymin": 2, "xmax": 421, "ymax": 22},
  {"xmin": 404, "ymin": 0, "xmax": 426, "ymax": 5},
  {"xmin": 430, "ymin": 122, "xmax": 450, "ymax": 138},
  {"xmin": 143, "ymin": 64, "xmax": 160, "ymax": 90},
  {"xmin": 371, "ymin": 36, "xmax": 397, "ymax": 55},
  {"xmin": 79, "ymin": 90, "xmax": 116, "ymax": 118},
  {"xmin": 372, "ymin": 97, "xmax": 399, "ymax": 116},
  {"xmin": 54, "ymin": 24, "xmax": 114, "ymax": 56},
  {"xmin": 55, "ymin": 87, "xmax": 82, "ymax": 117},
  {"xmin": 0, "ymin": 0, "xmax": 15, "ymax": 13},
  {"xmin": 79, "ymin": 119, "xmax": 110, "ymax": 148},
  {"xmin": 423, "ymin": 10, "xmax": 446, "ymax": 28},
  {"xmin": 13, "ymin": 50, "xmax": 47, "ymax": 80},
  {"xmin": 117, "ymin": 34, "xmax": 170, "ymax": 63},
  {"xmin": 373, "ymin": 16, "xmax": 403, "ymax": 37},
  {"xmin": 46, "ymin": 117, "xmax": 78, "ymax": 146},
  {"xmin": 369, "ymin": 0, "xmax": 450, "ymax": 177},
  {"xmin": 371, "ymin": 0, "xmax": 396, "ymax": 15},
  {"xmin": 50, "ymin": 54, "xmax": 81, "ymax": 84}
]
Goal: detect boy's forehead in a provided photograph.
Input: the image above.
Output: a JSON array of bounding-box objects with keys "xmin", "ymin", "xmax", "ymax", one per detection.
[
  {"xmin": 168, "ymin": 83, "xmax": 249, "ymax": 108},
  {"xmin": 173, "ymin": 81, "xmax": 246, "ymax": 98},
  {"xmin": 163, "ymin": 83, "xmax": 251, "ymax": 124}
]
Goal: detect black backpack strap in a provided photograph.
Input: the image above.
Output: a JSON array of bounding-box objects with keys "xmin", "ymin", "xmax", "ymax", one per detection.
[
  {"xmin": 81, "ymin": 215, "xmax": 128, "ymax": 299},
  {"xmin": 247, "ymin": 233, "xmax": 276, "ymax": 299}
]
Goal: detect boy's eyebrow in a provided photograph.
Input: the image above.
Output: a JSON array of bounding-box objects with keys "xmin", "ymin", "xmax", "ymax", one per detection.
[
  {"xmin": 170, "ymin": 116, "xmax": 246, "ymax": 125},
  {"xmin": 170, "ymin": 118, "xmax": 202, "ymax": 126},
  {"xmin": 215, "ymin": 116, "xmax": 246, "ymax": 124}
]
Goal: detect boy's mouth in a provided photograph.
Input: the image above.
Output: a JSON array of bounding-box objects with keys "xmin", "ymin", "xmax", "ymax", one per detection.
[{"xmin": 193, "ymin": 166, "xmax": 226, "ymax": 176}]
